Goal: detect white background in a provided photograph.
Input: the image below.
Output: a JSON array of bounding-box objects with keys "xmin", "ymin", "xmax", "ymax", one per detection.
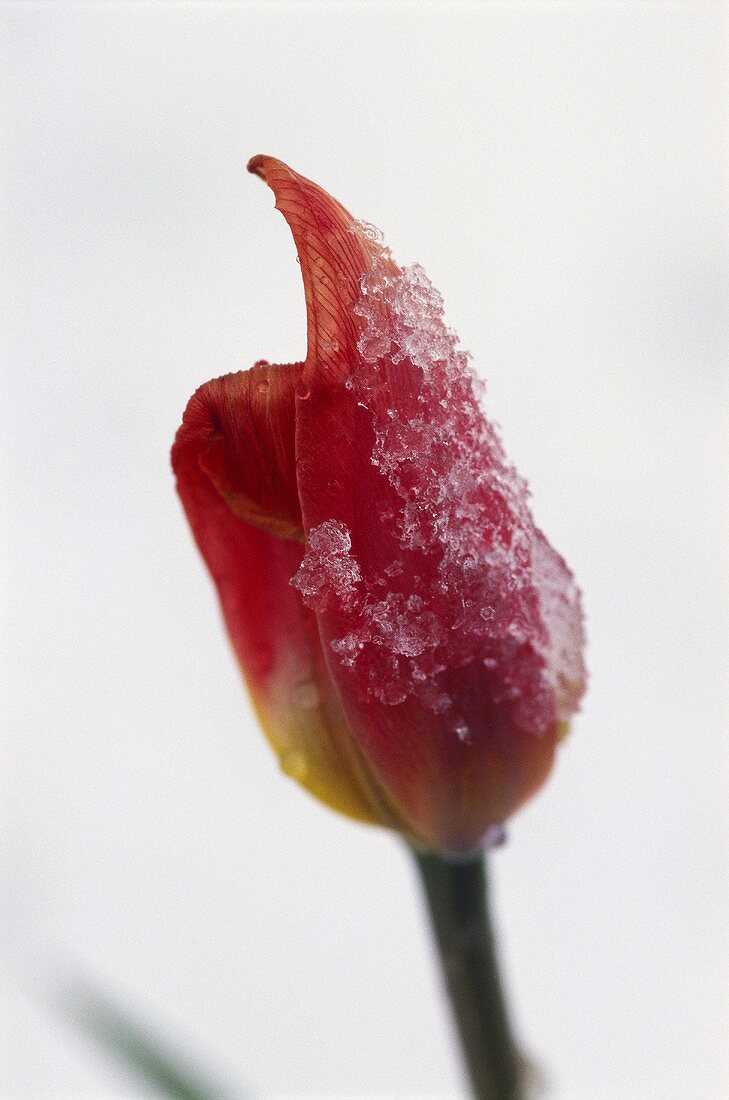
[{"xmin": 2, "ymin": 3, "xmax": 727, "ymax": 1098}]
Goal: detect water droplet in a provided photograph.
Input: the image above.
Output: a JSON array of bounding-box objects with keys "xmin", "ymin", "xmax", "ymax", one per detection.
[
  {"xmin": 484, "ymin": 824, "xmax": 507, "ymax": 849},
  {"xmin": 321, "ymin": 337, "xmax": 340, "ymax": 353},
  {"xmin": 256, "ymin": 378, "xmax": 269, "ymax": 394},
  {"xmin": 292, "ymin": 681, "xmax": 320, "ymax": 710},
  {"xmin": 253, "ymin": 359, "xmax": 269, "ymax": 369},
  {"xmin": 296, "ymin": 381, "xmax": 311, "ymax": 400},
  {"xmin": 280, "ymin": 748, "xmax": 308, "ymax": 782},
  {"xmin": 455, "ymin": 723, "xmax": 471, "ymax": 744}
]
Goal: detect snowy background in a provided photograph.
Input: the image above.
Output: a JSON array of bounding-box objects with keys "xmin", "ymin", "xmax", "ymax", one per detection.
[{"xmin": 2, "ymin": 3, "xmax": 727, "ymax": 1098}]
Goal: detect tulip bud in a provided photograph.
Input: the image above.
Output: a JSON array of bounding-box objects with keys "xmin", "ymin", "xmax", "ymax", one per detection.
[{"xmin": 172, "ymin": 156, "xmax": 586, "ymax": 854}]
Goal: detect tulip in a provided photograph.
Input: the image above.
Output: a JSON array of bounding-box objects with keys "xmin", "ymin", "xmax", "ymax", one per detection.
[
  {"xmin": 172, "ymin": 155, "xmax": 585, "ymax": 857},
  {"xmin": 172, "ymin": 156, "xmax": 586, "ymax": 1100}
]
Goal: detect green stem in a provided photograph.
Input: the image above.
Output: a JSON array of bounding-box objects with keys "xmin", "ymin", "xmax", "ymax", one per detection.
[{"xmin": 412, "ymin": 847, "xmax": 524, "ymax": 1100}]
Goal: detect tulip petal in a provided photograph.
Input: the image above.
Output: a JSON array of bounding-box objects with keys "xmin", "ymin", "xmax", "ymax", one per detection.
[
  {"xmin": 172, "ymin": 367, "xmax": 400, "ymax": 827},
  {"xmin": 250, "ymin": 157, "xmax": 585, "ymax": 852},
  {"xmin": 247, "ymin": 155, "xmax": 399, "ymax": 385},
  {"xmin": 183, "ymin": 361, "xmax": 303, "ymax": 541}
]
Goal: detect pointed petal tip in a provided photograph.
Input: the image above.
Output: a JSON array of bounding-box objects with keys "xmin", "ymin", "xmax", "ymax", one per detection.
[
  {"xmin": 246, "ymin": 153, "xmax": 269, "ymax": 178},
  {"xmin": 247, "ymin": 154, "xmax": 290, "ymax": 182},
  {"xmin": 244, "ymin": 153, "xmax": 372, "ymax": 381}
]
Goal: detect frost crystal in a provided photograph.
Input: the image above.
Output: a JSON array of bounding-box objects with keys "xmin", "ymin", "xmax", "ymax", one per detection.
[
  {"xmin": 294, "ymin": 223, "xmax": 585, "ymax": 736},
  {"xmin": 291, "ymin": 520, "xmax": 361, "ymax": 611}
]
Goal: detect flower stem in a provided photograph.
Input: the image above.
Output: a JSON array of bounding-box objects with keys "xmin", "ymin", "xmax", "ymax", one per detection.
[{"xmin": 412, "ymin": 847, "xmax": 524, "ymax": 1100}]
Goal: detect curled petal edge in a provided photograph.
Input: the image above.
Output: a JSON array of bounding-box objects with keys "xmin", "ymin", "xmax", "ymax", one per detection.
[{"xmin": 172, "ymin": 367, "xmax": 411, "ymax": 831}]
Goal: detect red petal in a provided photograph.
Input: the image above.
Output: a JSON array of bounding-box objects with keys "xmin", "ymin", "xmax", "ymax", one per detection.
[
  {"xmin": 172, "ymin": 367, "xmax": 402, "ymax": 828},
  {"xmin": 251, "ymin": 157, "xmax": 584, "ymax": 853},
  {"xmin": 181, "ymin": 362, "xmax": 303, "ymax": 541},
  {"xmin": 248, "ymin": 155, "xmax": 398, "ymax": 386}
]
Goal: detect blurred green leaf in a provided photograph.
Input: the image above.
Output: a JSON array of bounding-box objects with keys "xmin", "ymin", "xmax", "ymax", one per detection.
[{"xmin": 66, "ymin": 982, "xmax": 244, "ymax": 1100}]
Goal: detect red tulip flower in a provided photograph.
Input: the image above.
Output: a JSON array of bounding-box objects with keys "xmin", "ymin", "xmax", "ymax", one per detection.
[{"xmin": 172, "ymin": 156, "xmax": 585, "ymax": 856}]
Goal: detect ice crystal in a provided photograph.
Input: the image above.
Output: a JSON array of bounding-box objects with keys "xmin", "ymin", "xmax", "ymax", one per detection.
[
  {"xmin": 293, "ymin": 224, "xmax": 585, "ymax": 736},
  {"xmin": 291, "ymin": 520, "xmax": 361, "ymax": 611}
]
